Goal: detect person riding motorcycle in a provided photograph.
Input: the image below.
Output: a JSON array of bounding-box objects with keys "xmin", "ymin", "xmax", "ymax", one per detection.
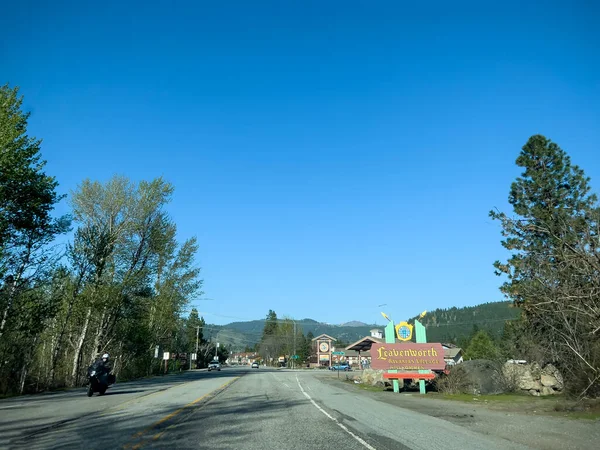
[{"xmin": 89, "ymin": 353, "xmax": 115, "ymax": 384}]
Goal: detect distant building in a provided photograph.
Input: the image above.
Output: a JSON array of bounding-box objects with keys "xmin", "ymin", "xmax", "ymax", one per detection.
[
  {"xmin": 227, "ymin": 352, "xmax": 259, "ymax": 365},
  {"xmin": 442, "ymin": 345, "xmax": 463, "ymax": 365},
  {"xmin": 370, "ymin": 329, "xmax": 383, "ymax": 339},
  {"xmin": 312, "ymin": 333, "xmax": 336, "ymax": 367}
]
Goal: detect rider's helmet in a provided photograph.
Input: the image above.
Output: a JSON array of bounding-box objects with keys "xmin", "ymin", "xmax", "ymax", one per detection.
[{"xmin": 102, "ymin": 353, "xmax": 109, "ymax": 362}]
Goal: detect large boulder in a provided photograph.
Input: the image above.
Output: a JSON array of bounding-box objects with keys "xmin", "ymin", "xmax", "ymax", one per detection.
[
  {"xmin": 503, "ymin": 363, "xmax": 539, "ymax": 390},
  {"xmin": 503, "ymin": 362, "xmax": 564, "ymax": 395},
  {"xmin": 360, "ymin": 369, "xmax": 403, "ymax": 389},
  {"xmin": 540, "ymin": 386, "xmax": 556, "ymax": 396},
  {"xmin": 541, "ymin": 364, "xmax": 564, "ymax": 390},
  {"xmin": 541, "ymin": 374, "xmax": 558, "ymax": 387}
]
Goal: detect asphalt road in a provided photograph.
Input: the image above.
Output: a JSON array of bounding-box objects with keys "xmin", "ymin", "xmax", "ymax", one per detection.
[{"xmin": 0, "ymin": 367, "xmax": 533, "ymax": 450}]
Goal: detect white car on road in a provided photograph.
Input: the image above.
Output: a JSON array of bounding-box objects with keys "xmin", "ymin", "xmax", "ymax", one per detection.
[
  {"xmin": 251, "ymin": 362, "xmax": 259, "ymax": 369},
  {"xmin": 208, "ymin": 361, "xmax": 221, "ymax": 371}
]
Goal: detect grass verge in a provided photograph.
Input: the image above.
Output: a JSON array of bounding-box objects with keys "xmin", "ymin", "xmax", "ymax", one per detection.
[{"xmin": 425, "ymin": 392, "xmax": 600, "ymax": 420}]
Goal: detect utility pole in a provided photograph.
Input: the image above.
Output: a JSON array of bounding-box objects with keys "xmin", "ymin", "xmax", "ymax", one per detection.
[{"xmin": 293, "ymin": 320, "xmax": 296, "ymax": 370}]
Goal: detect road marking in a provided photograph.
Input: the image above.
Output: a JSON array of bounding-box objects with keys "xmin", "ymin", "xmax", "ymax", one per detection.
[
  {"xmin": 295, "ymin": 375, "xmax": 376, "ymax": 450},
  {"xmin": 123, "ymin": 376, "xmax": 240, "ymax": 449},
  {"xmin": 103, "ymin": 373, "xmax": 212, "ymax": 416}
]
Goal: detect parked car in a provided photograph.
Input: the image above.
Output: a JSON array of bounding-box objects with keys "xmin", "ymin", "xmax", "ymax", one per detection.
[
  {"xmin": 208, "ymin": 361, "xmax": 221, "ymax": 371},
  {"xmin": 330, "ymin": 363, "xmax": 351, "ymax": 371},
  {"xmin": 251, "ymin": 362, "xmax": 259, "ymax": 369}
]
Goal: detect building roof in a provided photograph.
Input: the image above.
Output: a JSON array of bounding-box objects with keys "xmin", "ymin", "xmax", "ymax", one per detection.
[
  {"xmin": 444, "ymin": 347, "xmax": 462, "ymax": 358},
  {"xmin": 345, "ymin": 336, "xmax": 383, "ymax": 352},
  {"xmin": 312, "ymin": 334, "xmax": 336, "ymax": 342}
]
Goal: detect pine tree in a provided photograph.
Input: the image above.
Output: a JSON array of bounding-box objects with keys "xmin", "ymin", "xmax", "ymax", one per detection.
[{"xmin": 491, "ymin": 135, "xmax": 600, "ymax": 396}]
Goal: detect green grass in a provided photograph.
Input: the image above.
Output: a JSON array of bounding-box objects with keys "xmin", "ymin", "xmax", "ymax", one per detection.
[
  {"xmin": 428, "ymin": 392, "xmax": 600, "ymax": 420},
  {"xmin": 433, "ymin": 393, "xmax": 554, "ymax": 403}
]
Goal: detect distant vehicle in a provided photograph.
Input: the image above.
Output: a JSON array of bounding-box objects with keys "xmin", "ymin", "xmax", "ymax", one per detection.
[
  {"xmin": 251, "ymin": 362, "xmax": 259, "ymax": 369},
  {"xmin": 208, "ymin": 361, "xmax": 221, "ymax": 371},
  {"xmin": 330, "ymin": 363, "xmax": 351, "ymax": 371}
]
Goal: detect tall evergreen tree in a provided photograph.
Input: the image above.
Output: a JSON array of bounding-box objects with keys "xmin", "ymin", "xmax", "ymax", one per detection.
[{"xmin": 491, "ymin": 135, "xmax": 600, "ymax": 396}]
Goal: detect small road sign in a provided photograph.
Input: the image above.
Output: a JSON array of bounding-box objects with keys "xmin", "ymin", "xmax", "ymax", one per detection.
[
  {"xmin": 163, "ymin": 352, "xmax": 170, "ymax": 360},
  {"xmin": 291, "ymin": 355, "xmax": 299, "ymax": 359},
  {"xmin": 332, "ymin": 351, "xmax": 345, "ymax": 355}
]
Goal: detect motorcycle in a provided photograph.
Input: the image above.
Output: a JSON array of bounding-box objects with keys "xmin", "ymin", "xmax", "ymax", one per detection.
[{"xmin": 86, "ymin": 368, "xmax": 115, "ymax": 397}]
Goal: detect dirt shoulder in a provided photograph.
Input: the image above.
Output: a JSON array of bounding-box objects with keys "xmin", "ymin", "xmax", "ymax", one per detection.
[{"xmin": 318, "ymin": 375, "xmax": 600, "ymax": 450}]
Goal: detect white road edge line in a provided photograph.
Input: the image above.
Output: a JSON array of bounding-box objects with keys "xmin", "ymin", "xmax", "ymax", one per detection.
[{"xmin": 295, "ymin": 375, "xmax": 376, "ymax": 450}]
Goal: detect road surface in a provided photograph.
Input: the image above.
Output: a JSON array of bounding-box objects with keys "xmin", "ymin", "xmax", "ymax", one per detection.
[{"xmin": 0, "ymin": 367, "xmax": 544, "ymax": 449}]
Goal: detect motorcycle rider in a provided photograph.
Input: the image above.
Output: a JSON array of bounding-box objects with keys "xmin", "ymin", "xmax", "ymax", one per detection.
[{"xmin": 89, "ymin": 353, "xmax": 115, "ymax": 383}]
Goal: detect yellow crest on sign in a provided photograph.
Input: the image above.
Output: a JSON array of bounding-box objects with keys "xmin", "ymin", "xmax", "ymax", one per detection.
[{"xmin": 395, "ymin": 321, "xmax": 413, "ymax": 341}]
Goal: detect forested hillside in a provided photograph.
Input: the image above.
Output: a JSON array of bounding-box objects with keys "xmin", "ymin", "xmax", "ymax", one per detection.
[
  {"xmin": 206, "ymin": 302, "xmax": 521, "ymax": 351},
  {"xmin": 205, "ymin": 318, "xmax": 379, "ymax": 350},
  {"xmin": 410, "ymin": 301, "xmax": 521, "ymax": 344}
]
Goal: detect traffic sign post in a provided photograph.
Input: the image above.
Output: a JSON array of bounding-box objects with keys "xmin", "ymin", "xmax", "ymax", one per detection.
[
  {"xmin": 163, "ymin": 352, "xmax": 170, "ymax": 374},
  {"xmin": 332, "ymin": 351, "xmax": 345, "ymax": 378}
]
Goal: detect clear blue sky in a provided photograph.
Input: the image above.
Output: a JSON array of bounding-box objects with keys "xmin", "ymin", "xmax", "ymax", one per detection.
[{"xmin": 2, "ymin": 1, "xmax": 599, "ymax": 326}]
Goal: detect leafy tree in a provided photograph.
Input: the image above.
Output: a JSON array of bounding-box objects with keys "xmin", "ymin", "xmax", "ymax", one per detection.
[
  {"xmin": 464, "ymin": 330, "xmax": 498, "ymax": 360},
  {"xmin": 0, "ymin": 84, "xmax": 70, "ymax": 393},
  {"xmin": 186, "ymin": 308, "xmax": 205, "ymax": 353},
  {"xmin": 491, "ymin": 135, "xmax": 600, "ymax": 397},
  {"xmin": 0, "ymin": 85, "xmax": 204, "ymax": 394}
]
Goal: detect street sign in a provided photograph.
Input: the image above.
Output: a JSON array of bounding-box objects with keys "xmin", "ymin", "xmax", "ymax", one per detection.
[
  {"xmin": 154, "ymin": 346, "xmax": 159, "ymax": 358},
  {"xmin": 332, "ymin": 351, "xmax": 345, "ymax": 355},
  {"xmin": 216, "ymin": 342, "xmax": 220, "ymax": 348},
  {"xmin": 163, "ymin": 352, "xmax": 170, "ymax": 360},
  {"xmin": 291, "ymin": 355, "xmax": 299, "ymax": 359},
  {"xmin": 191, "ymin": 353, "xmax": 197, "ymax": 361}
]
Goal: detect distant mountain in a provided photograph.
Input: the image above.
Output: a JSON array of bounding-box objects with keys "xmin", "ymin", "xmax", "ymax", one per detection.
[
  {"xmin": 340, "ymin": 321, "xmax": 369, "ymax": 327},
  {"xmin": 204, "ymin": 318, "xmax": 380, "ymax": 351},
  {"xmin": 204, "ymin": 301, "xmax": 522, "ymax": 351}
]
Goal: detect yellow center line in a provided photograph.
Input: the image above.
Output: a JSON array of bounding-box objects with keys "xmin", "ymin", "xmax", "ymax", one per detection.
[
  {"xmin": 103, "ymin": 374, "xmax": 211, "ymax": 416},
  {"xmin": 123, "ymin": 376, "xmax": 240, "ymax": 449}
]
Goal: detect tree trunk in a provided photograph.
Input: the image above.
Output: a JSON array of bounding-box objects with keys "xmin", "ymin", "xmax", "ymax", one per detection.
[
  {"xmin": 0, "ymin": 277, "xmax": 20, "ymax": 339},
  {"xmin": 89, "ymin": 308, "xmax": 107, "ymax": 364},
  {"xmin": 50, "ymin": 276, "xmax": 84, "ymax": 385},
  {"xmin": 72, "ymin": 307, "xmax": 92, "ymax": 383},
  {"xmin": 19, "ymin": 335, "xmax": 38, "ymax": 394}
]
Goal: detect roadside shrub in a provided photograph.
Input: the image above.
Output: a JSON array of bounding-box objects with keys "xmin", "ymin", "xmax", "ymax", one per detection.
[{"xmin": 434, "ymin": 366, "xmax": 472, "ymax": 394}]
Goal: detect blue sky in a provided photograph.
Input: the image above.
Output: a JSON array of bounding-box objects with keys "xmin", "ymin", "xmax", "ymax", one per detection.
[{"xmin": 2, "ymin": 1, "xmax": 599, "ymax": 326}]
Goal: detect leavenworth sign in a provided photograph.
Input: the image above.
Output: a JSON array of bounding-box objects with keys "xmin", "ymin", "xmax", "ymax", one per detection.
[{"xmin": 370, "ymin": 343, "xmax": 445, "ymax": 371}]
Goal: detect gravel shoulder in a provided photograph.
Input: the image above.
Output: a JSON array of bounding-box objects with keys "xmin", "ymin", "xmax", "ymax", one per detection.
[{"xmin": 318, "ymin": 374, "xmax": 600, "ymax": 450}]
